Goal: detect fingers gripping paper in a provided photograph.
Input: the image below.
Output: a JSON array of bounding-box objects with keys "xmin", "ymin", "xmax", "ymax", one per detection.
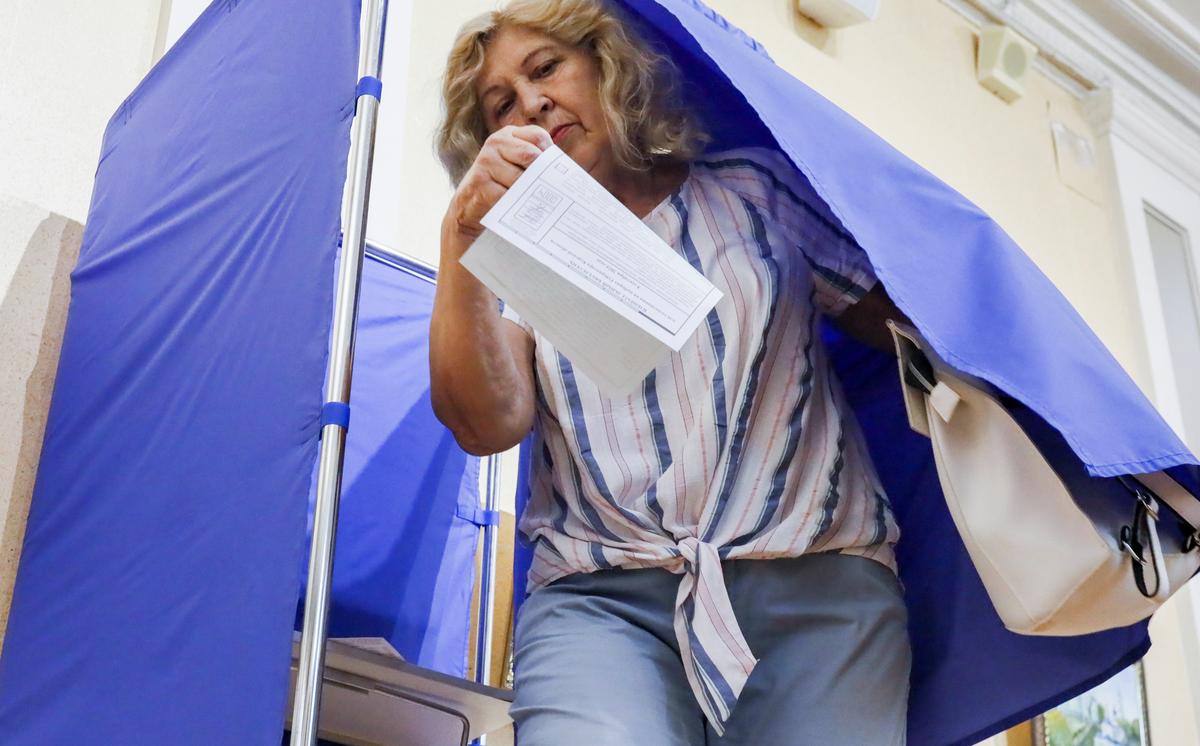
[{"xmin": 461, "ymin": 146, "xmax": 721, "ymax": 395}]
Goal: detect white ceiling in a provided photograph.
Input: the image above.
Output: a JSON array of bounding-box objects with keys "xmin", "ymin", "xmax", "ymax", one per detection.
[
  {"xmin": 1162, "ymin": 0, "xmax": 1200, "ymax": 34},
  {"xmin": 1074, "ymin": 0, "xmax": 1200, "ymax": 100}
]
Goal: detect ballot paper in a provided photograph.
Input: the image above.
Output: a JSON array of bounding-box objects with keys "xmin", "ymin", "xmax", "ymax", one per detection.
[{"xmin": 460, "ymin": 145, "xmax": 721, "ymax": 396}]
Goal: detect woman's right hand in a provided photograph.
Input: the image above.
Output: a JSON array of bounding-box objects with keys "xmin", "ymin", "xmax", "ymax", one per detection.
[{"xmin": 444, "ymin": 125, "xmax": 553, "ymax": 245}]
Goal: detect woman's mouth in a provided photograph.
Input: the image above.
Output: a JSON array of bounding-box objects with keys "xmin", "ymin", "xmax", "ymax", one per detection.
[{"xmin": 550, "ymin": 124, "xmax": 575, "ymax": 144}]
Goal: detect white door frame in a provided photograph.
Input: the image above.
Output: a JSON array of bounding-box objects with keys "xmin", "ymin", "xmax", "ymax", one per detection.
[
  {"xmin": 1111, "ymin": 129, "xmax": 1200, "ymax": 746},
  {"xmin": 1112, "ymin": 134, "xmax": 1200, "ymax": 447}
]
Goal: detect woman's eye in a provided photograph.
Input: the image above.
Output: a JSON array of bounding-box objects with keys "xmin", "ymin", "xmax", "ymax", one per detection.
[
  {"xmin": 496, "ymin": 99, "xmax": 512, "ymax": 117},
  {"xmin": 533, "ymin": 59, "xmax": 559, "ymax": 78}
]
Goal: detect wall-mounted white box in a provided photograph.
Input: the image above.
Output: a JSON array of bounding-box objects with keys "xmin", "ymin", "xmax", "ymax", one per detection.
[{"xmin": 977, "ymin": 24, "xmax": 1039, "ymax": 103}]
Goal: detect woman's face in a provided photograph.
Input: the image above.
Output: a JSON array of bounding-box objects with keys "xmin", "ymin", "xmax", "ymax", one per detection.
[{"xmin": 476, "ymin": 25, "xmax": 617, "ymax": 184}]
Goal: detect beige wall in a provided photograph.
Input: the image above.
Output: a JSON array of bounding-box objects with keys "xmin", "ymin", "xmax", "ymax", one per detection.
[
  {"xmin": 0, "ymin": 1, "xmax": 165, "ymax": 224},
  {"xmin": 1145, "ymin": 593, "xmax": 1200, "ymax": 745},
  {"xmin": 381, "ymin": 0, "xmax": 491, "ymax": 266}
]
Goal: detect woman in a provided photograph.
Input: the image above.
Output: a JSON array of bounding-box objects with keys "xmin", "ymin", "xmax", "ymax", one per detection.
[{"xmin": 430, "ymin": 1, "xmax": 911, "ymax": 743}]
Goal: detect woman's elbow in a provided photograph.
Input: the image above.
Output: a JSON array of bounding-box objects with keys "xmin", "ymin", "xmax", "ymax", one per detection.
[
  {"xmin": 448, "ymin": 418, "xmax": 529, "ymax": 457},
  {"xmin": 430, "ymin": 385, "xmax": 531, "ymax": 456}
]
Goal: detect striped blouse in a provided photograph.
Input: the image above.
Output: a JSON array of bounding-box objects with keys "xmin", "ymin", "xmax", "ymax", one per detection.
[{"xmin": 501, "ymin": 146, "xmax": 900, "ymax": 734}]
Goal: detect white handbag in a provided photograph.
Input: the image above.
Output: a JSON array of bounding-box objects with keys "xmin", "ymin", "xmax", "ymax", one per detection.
[{"xmin": 887, "ymin": 321, "xmax": 1200, "ymax": 635}]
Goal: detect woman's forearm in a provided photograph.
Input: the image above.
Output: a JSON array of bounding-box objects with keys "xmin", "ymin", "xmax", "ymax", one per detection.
[{"xmin": 429, "ymin": 220, "xmax": 535, "ymax": 455}]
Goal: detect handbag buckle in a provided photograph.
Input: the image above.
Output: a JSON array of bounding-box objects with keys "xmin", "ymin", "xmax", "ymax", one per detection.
[
  {"xmin": 1119, "ymin": 526, "xmax": 1147, "ymax": 565},
  {"xmin": 1186, "ymin": 528, "xmax": 1200, "ymax": 553},
  {"xmin": 1118, "ymin": 476, "xmax": 1161, "ymax": 522},
  {"xmin": 1124, "ymin": 499, "xmax": 1170, "ymax": 599},
  {"xmin": 1135, "ymin": 489, "xmax": 1160, "ymax": 520}
]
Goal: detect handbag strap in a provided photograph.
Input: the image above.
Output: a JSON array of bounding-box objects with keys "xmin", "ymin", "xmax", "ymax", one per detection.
[{"xmin": 1121, "ymin": 493, "xmax": 1172, "ymax": 599}]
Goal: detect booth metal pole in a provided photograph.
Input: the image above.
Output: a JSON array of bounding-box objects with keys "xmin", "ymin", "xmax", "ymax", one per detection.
[
  {"xmin": 472, "ymin": 453, "xmax": 501, "ymax": 746},
  {"xmin": 475, "ymin": 455, "xmax": 499, "ymax": 652},
  {"xmin": 290, "ymin": 0, "xmax": 388, "ymax": 743},
  {"xmin": 475, "ymin": 454, "xmax": 501, "ymax": 682}
]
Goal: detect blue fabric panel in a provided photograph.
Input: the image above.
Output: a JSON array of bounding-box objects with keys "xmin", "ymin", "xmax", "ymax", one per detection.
[
  {"xmin": 620, "ymin": 0, "xmax": 1197, "ymax": 478},
  {"xmin": 295, "ymin": 250, "xmax": 481, "ymax": 677},
  {"xmin": 0, "ymin": 1, "xmax": 359, "ymax": 743}
]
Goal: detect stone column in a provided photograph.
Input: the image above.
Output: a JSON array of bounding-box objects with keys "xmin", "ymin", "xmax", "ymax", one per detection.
[{"xmin": 0, "ymin": 195, "xmax": 83, "ymax": 654}]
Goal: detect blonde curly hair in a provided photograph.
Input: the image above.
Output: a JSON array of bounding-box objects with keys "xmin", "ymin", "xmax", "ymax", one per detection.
[{"xmin": 436, "ymin": 0, "xmax": 707, "ymax": 184}]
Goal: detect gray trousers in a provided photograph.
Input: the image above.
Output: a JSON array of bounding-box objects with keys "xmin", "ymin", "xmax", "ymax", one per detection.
[{"xmin": 509, "ymin": 553, "xmax": 910, "ymax": 746}]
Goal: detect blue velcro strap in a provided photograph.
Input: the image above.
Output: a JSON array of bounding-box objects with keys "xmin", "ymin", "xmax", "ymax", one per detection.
[
  {"xmin": 456, "ymin": 504, "xmax": 501, "ymax": 527},
  {"xmin": 356, "ymin": 76, "xmax": 382, "ymax": 101},
  {"xmin": 320, "ymin": 401, "xmax": 350, "ymax": 429}
]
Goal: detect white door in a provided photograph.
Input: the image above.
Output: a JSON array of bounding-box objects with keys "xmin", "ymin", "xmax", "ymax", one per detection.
[{"xmin": 1114, "ymin": 137, "xmax": 1200, "ymax": 448}]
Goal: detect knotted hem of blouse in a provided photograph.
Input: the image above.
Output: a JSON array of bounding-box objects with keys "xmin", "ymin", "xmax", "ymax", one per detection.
[{"xmin": 672, "ymin": 536, "xmax": 759, "ymax": 736}]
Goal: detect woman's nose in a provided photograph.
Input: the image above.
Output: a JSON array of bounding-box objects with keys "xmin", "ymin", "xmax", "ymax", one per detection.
[{"xmin": 515, "ymin": 83, "xmax": 552, "ymax": 123}]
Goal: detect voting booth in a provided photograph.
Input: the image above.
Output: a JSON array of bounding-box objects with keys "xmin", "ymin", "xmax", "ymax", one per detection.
[{"xmin": 2, "ymin": 1, "xmax": 1199, "ymax": 745}]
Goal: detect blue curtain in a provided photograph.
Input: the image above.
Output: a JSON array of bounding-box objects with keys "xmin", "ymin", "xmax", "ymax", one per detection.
[{"xmin": 295, "ymin": 248, "xmax": 482, "ymax": 677}]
